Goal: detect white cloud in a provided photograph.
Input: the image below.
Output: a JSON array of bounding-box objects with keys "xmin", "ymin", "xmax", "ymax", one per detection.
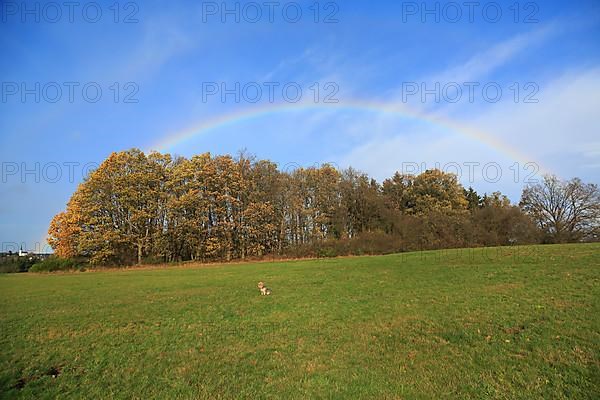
[
  {"xmin": 260, "ymin": 48, "xmax": 316, "ymax": 81},
  {"xmin": 428, "ymin": 24, "xmax": 558, "ymax": 84},
  {"xmin": 118, "ymin": 19, "xmax": 194, "ymax": 80},
  {"xmin": 333, "ymin": 66, "xmax": 600, "ymax": 201},
  {"xmin": 465, "ymin": 67, "xmax": 600, "ymax": 178}
]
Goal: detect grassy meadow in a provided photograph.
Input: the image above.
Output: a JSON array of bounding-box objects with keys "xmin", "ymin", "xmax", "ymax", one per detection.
[{"xmin": 1, "ymin": 244, "xmax": 599, "ymax": 399}]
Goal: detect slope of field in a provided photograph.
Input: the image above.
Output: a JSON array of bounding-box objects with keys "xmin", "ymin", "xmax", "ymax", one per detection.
[{"xmin": 1, "ymin": 244, "xmax": 599, "ymax": 399}]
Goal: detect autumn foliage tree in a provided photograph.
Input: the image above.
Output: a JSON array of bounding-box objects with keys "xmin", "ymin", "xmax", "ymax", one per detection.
[{"xmin": 48, "ymin": 149, "xmax": 597, "ymax": 266}]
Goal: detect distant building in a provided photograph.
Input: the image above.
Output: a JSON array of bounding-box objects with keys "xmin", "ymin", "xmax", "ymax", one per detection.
[{"xmin": 19, "ymin": 248, "xmax": 29, "ymax": 257}]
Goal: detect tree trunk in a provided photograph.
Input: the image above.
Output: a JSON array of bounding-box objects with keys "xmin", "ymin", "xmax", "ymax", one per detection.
[{"xmin": 137, "ymin": 241, "xmax": 143, "ymax": 264}]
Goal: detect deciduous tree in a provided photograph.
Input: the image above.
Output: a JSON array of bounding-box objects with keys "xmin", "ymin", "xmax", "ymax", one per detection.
[{"xmin": 520, "ymin": 175, "xmax": 600, "ymax": 242}]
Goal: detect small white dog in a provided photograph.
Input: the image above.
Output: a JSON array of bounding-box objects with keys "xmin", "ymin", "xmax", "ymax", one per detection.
[{"xmin": 257, "ymin": 281, "xmax": 272, "ymax": 296}]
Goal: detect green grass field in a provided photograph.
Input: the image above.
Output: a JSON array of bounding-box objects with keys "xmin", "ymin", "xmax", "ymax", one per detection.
[{"xmin": 1, "ymin": 244, "xmax": 599, "ymax": 399}]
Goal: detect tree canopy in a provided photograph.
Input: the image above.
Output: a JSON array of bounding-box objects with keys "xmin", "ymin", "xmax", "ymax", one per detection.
[{"xmin": 48, "ymin": 149, "xmax": 597, "ymax": 265}]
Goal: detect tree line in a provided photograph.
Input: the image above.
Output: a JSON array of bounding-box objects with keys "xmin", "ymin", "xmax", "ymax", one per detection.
[{"xmin": 48, "ymin": 149, "xmax": 600, "ymax": 265}]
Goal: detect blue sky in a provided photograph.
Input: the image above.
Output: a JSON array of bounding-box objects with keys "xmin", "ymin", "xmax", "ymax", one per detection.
[{"xmin": 1, "ymin": 0, "xmax": 600, "ymax": 252}]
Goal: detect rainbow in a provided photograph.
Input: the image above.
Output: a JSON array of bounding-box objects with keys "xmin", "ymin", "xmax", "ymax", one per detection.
[{"xmin": 146, "ymin": 99, "xmax": 550, "ymax": 174}]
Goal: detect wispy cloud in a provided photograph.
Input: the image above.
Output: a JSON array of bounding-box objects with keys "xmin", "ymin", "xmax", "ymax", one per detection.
[
  {"xmin": 334, "ymin": 66, "xmax": 600, "ymax": 199},
  {"xmin": 260, "ymin": 48, "xmax": 316, "ymax": 81},
  {"xmin": 118, "ymin": 18, "xmax": 195, "ymax": 80},
  {"xmin": 428, "ymin": 24, "xmax": 558, "ymax": 84},
  {"xmin": 465, "ymin": 67, "xmax": 600, "ymax": 177}
]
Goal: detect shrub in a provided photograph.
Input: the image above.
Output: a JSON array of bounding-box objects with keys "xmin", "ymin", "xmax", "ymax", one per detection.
[
  {"xmin": 349, "ymin": 231, "xmax": 404, "ymax": 255},
  {"xmin": 0, "ymin": 263, "xmax": 20, "ymax": 274},
  {"xmin": 141, "ymin": 255, "xmax": 166, "ymax": 265},
  {"xmin": 0, "ymin": 257, "xmax": 37, "ymax": 273},
  {"xmin": 29, "ymin": 257, "xmax": 83, "ymax": 272},
  {"xmin": 317, "ymin": 246, "xmax": 338, "ymax": 258}
]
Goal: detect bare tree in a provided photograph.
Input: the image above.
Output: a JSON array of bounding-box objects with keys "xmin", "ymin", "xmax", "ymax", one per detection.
[{"xmin": 520, "ymin": 175, "xmax": 600, "ymax": 242}]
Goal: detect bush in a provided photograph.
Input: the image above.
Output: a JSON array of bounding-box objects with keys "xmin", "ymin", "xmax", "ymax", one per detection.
[
  {"xmin": 141, "ymin": 255, "xmax": 166, "ymax": 265},
  {"xmin": 0, "ymin": 257, "xmax": 37, "ymax": 273},
  {"xmin": 317, "ymin": 246, "xmax": 338, "ymax": 258},
  {"xmin": 346, "ymin": 231, "xmax": 405, "ymax": 255},
  {"xmin": 29, "ymin": 257, "xmax": 83, "ymax": 272},
  {"xmin": 0, "ymin": 263, "xmax": 20, "ymax": 274}
]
